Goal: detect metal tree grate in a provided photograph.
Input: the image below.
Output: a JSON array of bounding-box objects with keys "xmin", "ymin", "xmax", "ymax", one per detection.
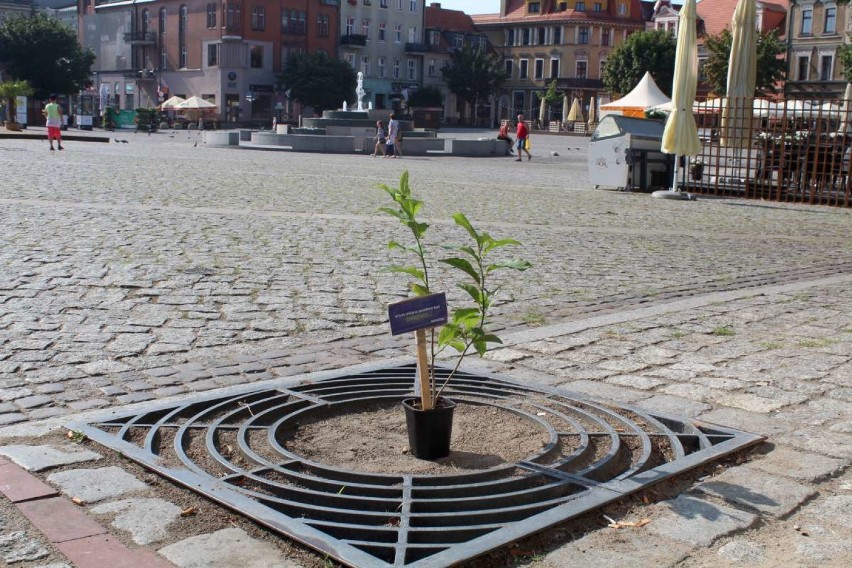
[{"xmin": 68, "ymin": 362, "xmax": 763, "ymax": 567}]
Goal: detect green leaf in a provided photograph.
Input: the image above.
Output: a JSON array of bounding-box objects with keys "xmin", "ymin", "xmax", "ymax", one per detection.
[
  {"xmin": 437, "ymin": 324, "xmax": 459, "ymax": 346},
  {"xmin": 378, "ymin": 207, "xmax": 407, "ymax": 221},
  {"xmin": 452, "ymin": 212, "xmax": 481, "ymax": 243},
  {"xmin": 451, "ymin": 308, "xmax": 481, "ymax": 327},
  {"xmin": 483, "ymin": 238, "xmax": 522, "ymax": 253},
  {"xmin": 480, "ymin": 334, "xmax": 503, "ymax": 345},
  {"xmin": 486, "ymin": 260, "xmax": 533, "ymax": 273},
  {"xmin": 410, "ymin": 283, "xmax": 430, "ymax": 296},
  {"xmin": 441, "ymin": 257, "xmax": 480, "ymax": 283},
  {"xmin": 458, "ymin": 282, "xmax": 483, "ymax": 304},
  {"xmin": 473, "ymin": 338, "xmax": 488, "ymax": 356},
  {"xmin": 383, "ymin": 265, "xmax": 425, "ymax": 281}
]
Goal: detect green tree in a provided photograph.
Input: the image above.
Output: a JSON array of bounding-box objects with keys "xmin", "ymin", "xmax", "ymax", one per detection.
[
  {"xmin": 702, "ymin": 29, "xmax": 786, "ymax": 97},
  {"xmin": 537, "ymin": 79, "xmax": 563, "ymax": 107},
  {"xmin": 277, "ymin": 51, "xmax": 357, "ymax": 113},
  {"xmin": 441, "ymin": 45, "xmax": 506, "ymax": 122},
  {"xmin": 0, "ymin": 14, "xmax": 94, "ymax": 98},
  {"xmin": 407, "ymin": 87, "xmax": 443, "ymax": 108},
  {"xmin": 838, "ymin": 43, "xmax": 852, "ymax": 83},
  {"xmin": 602, "ymin": 30, "xmax": 677, "ymax": 98}
]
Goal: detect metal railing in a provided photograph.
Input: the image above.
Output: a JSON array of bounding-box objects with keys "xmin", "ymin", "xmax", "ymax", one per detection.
[{"xmin": 679, "ymin": 97, "xmax": 851, "ymax": 208}]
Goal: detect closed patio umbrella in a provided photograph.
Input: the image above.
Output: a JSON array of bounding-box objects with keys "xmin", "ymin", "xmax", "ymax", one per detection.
[
  {"xmin": 539, "ymin": 97, "xmax": 547, "ymax": 126},
  {"xmin": 587, "ymin": 96, "xmax": 596, "ymax": 129},
  {"xmin": 659, "ymin": 0, "xmax": 701, "ymax": 195},
  {"xmin": 566, "ymin": 97, "xmax": 583, "ymax": 122},
  {"xmin": 720, "ymin": 0, "xmax": 757, "ymax": 147},
  {"xmin": 842, "ymin": 82, "xmax": 852, "ymax": 133}
]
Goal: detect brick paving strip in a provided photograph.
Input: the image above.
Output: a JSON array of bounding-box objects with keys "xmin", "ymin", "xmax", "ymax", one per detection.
[{"xmin": 0, "ymin": 456, "xmax": 174, "ymax": 568}]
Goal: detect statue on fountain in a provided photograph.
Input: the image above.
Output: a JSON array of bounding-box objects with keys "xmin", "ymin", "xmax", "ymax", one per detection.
[{"xmin": 356, "ymin": 72, "xmax": 367, "ymax": 112}]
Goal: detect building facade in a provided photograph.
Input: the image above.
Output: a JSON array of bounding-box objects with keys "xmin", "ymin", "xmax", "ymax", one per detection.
[
  {"xmin": 423, "ymin": 2, "xmax": 493, "ymax": 124},
  {"xmin": 0, "ymin": 0, "xmax": 35, "ymax": 23},
  {"xmin": 785, "ymin": 0, "xmax": 848, "ymax": 99},
  {"xmin": 473, "ymin": 0, "xmax": 647, "ymax": 125},
  {"xmin": 338, "ymin": 0, "xmax": 424, "ymax": 110},
  {"xmin": 77, "ymin": 0, "xmax": 340, "ymax": 124}
]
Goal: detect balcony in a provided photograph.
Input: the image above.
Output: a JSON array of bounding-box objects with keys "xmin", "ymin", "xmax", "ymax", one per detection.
[
  {"xmin": 556, "ymin": 78, "xmax": 604, "ymax": 90},
  {"xmin": 123, "ymin": 68, "xmax": 157, "ymax": 80},
  {"xmin": 404, "ymin": 42, "xmax": 430, "ymax": 53},
  {"xmin": 340, "ymin": 34, "xmax": 367, "ymax": 48},
  {"xmin": 123, "ymin": 31, "xmax": 156, "ymax": 44}
]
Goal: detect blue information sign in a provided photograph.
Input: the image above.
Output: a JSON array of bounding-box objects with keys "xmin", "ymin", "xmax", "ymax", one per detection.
[{"xmin": 387, "ymin": 293, "xmax": 448, "ymax": 336}]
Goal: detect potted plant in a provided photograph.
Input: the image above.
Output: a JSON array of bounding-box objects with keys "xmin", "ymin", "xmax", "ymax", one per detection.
[
  {"xmin": 0, "ymin": 80, "xmax": 33, "ymax": 131},
  {"xmin": 378, "ymin": 171, "xmax": 531, "ymax": 459},
  {"xmin": 689, "ymin": 157, "xmax": 705, "ymax": 181}
]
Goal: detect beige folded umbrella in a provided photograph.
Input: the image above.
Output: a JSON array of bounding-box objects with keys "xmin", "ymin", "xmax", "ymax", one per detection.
[
  {"xmin": 587, "ymin": 96, "xmax": 596, "ymax": 128},
  {"xmin": 720, "ymin": 0, "xmax": 757, "ymax": 147},
  {"xmin": 566, "ymin": 98, "xmax": 583, "ymax": 122}
]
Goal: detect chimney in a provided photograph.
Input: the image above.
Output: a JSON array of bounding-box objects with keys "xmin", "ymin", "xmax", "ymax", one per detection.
[
  {"xmin": 430, "ymin": 2, "xmax": 441, "ymax": 7},
  {"xmin": 501, "ymin": 0, "xmax": 508, "ymax": 15}
]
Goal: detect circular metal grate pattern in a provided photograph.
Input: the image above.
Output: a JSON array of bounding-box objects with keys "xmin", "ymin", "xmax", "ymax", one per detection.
[{"xmin": 70, "ymin": 362, "xmax": 763, "ymax": 567}]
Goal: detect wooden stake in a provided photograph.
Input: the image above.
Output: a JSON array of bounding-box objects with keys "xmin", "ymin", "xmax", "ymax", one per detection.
[{"xmin": 415, "ymin": 329, "xmax": 433, "ymax": 410}]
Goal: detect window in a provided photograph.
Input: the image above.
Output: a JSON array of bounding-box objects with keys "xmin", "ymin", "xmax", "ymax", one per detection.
[
  {"xmin": 344, "ymin": 53, "xmax": 355, "ymax": 68},
  {"xmin": 362, "ymin": 19, "xmax": 370, "ymax": 38},
  {"xmin": 408, "ymin": 26, "xmax": 417, "ymax": 43},
  {"xmin": 298, "ymin": 11, "xmax": 306, "ymax": 35},
  {"xmin": 409, "ymin": 0, "xmax": 417, "ymax": 12},
  {"xmin": 393, "ymin": 57, "xmax": 400, "ymax": 79},
  {"xmin": 825, "ymin": 7, "xmax": 836, "ymax": 34},
  {"xmin": 363, "ymin": 0, "xmax": 371, "ymax": 5},
  {"xmin": 578, "ymin": 27, "xmax": 589, "ymax": 44},
  {"xmin": 250, "ymin": 45, "xmax": 263, "ymax": 68},
  {"xmin": 506, "ymin": 29, "xmax": 514, "ymax": 46},
  {"xmin": 377, "ymin": 56, "xmax": 386, "ymax": 77},
  {"xmin": 142, "ymin": 9, "xmax": 150, "ymax": 33},
  {"xmin": 251, "ymin": 6, "xmax": 265, "ymax": 31},
  {"xmin": 600, "ymin": 58, "xmax": 607, "ymax": 78},
  {"xmin": 429, "ymin": 30, "xmax": 440, "ymax": 44},
  {"xmin": 504, "ymin": 59, "xmax": 513, "ymax": 78},
  {"xmin": 207, "ymin": 43, "xmax": 218, "ymax": 66},
  {"xmin": 407, "ymin": 58, "xmax": 416, "ymax": 80},
  {"xmin": 550, "ymin": 58, "xmax": 559, "ymax": 78},
  {"xmin": 345, "ymin": 17, "xmax": 355, "ymax": 35},
  {"xmin": 380, "ymin": 0, "xmax": 388, "ymax": 7},
  {"xmin": 478, "ymin": 36, "xmax": 486, "ymax": 51},
  {"xmin": 225, "ymin": 3, "xmax": 240, "ymax": 29},
  {"xmin": 281, "ymin": 10, "xmax": 289, "ymax": 33},
  {"xmin": 379, "ymin": 21, "xmax": 386, "ymax": 41},
  {"xmin": 820, "ymin": 54, "xmax": 834, "ymax": 81},
  {"xmin": 801, "ymin": 8, "xmax": 812, "ymax": 35},
  {"xmin": 553, "ymin": 27, "xmax": 561, "ymax": 44},
  {"xmin": 537, "ymin": 27, "xmax": 545, "ymax": 45},
  {"xmin": 179, "ymin": 5, "xmax": 187, "ymax": 30},
  {"xmin": 618, "ymin": 3, "xmax": 627, "ymax": 15},
  {"xmin": 454, "ymin": 33, "xmax": 464, "ymax": 48},
  {"xmin": 522, "ymin": 28, "xmax": 530, "ymax": 45},
  {"xmin": 159, "ymin": 8, "xmax": 166, "ymax": 33},
  {"xmin": 601, "ymin": 28, "xmax": 610, "ymax": 46},
  {"xmin": 179, "ymin": 45, "xmax": 187, "ymax": 68},
  {"xmin": 394, "ymin": 24, "xmax": 402, "ymax": 43},
  {"xmin": 528, "ymin": 1, "xmax": 540, "ymax": 13},
  {"xmin": 576, "ymin": 61, "xmax": 587, "ymax": 78},
  {"xmin": 576, "ymin": 1, "xmax": 585, "ymax": 11},
  {"xmin": 316, "ymin": 14, "xmax": 329, "ymax": 37},
  {"xmin": 206, "ymin": 4, "xmax": 216, "ymax": 29},
  {"xmin": 361, "ymin": 56, "xmax": 370, "ymax": 76},
  {"xmin": 519, "ymin": 59, "xmax": 528, "ymax": 79},
  {"xmin": 594, "ymin": 2, "xmax": 601, "ymax": 11},
  {"xmin": 797, "ymin": 55, "xmax": 809, "ymax": 81},
  {"xmin": 428, "ymin": 58, "xmax": 436, "ymax": 77},
  {"xmin": 397, "ymin": 0, "xmax": 403, "ymax": 10},
  {"xmin": 559, "ymin": 1, "xmax": 567, "ymax": 10},
  {"xmin": 160, "ymin": 45, "xmax": 168, "ymax": 69},
  {"xmin": 534, "ymin": 59, "xmax": 543, "ymax": 79}
]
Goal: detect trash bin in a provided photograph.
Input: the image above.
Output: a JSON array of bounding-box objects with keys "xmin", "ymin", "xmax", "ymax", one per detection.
[{"xmin": 589, "ymin": 115, "xmax": 674, "ymax": 191}]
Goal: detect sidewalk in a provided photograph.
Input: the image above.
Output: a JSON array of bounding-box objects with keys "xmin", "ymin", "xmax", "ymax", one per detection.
[{"xmin": 1, "ymin": 273, "xmax": 849, "ymax": 567}]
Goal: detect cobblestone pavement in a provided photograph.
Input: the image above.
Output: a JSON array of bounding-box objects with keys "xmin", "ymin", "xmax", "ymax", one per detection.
[{"xmin": 0, "ymin": 129, "xmax": 850, "ymax": 567}]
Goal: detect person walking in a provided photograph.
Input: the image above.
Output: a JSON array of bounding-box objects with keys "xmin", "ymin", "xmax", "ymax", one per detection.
[
  {"xmin": 515, "ymin": 114, "xmax": 531, "ymax": 162},
  {"xmin": 372, "ymin": 120, "xmax": 387, "ymax": 157},
  {"xmin": 387, "ymin": 113, "xmax": 401, "ymax": 158},
  {"xmin": 43, "ymin": 94, "xmax": 64, "ymax": 151}
]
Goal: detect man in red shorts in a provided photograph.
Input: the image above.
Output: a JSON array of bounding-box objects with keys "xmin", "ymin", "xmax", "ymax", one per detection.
[
  {"xmin": 43, "ymin": 94, "xmax": 64, "ymax": 151},
  {"xmin": 515, "ymin": 114, "xmax": 532, "ymax": 162}
]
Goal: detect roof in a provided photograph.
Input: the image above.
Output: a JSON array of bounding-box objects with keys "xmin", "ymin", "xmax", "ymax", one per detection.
[
  {"xmin": 473, "ymin": 0, "xmax": 647, "ymax": 26},
  {"xmin": 696, "ymin": 0, "xmax": 789, "ymax": 39},
  {"xmin": 600, "ymin": 72, "xmax": 671, "ymax": 109},
  {"xmin": 425, "ymin": 4, "xmax": 478, "ymax": 32}
]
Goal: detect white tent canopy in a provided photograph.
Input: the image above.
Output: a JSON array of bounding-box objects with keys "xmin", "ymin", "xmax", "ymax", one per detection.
[{"xmin": 600, "ymin": 72, "xmax": 671, "ymax": 117}]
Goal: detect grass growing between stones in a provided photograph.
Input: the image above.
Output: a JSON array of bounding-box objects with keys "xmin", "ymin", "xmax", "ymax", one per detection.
[{"xmin": 712, "ymin": 326, "xmax": 736, "ymax": 336}]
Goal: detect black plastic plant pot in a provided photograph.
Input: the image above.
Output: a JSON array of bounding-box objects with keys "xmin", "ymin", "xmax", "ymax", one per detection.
[{"xmin": 402, "ymin": 397, "xmax": 456, "ymax": 460}]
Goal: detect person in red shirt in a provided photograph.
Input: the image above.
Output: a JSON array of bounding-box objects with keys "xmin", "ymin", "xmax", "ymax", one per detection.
[{"xmin": 515, "ymin": 114, "xmax": 532, "ymax": 161}]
